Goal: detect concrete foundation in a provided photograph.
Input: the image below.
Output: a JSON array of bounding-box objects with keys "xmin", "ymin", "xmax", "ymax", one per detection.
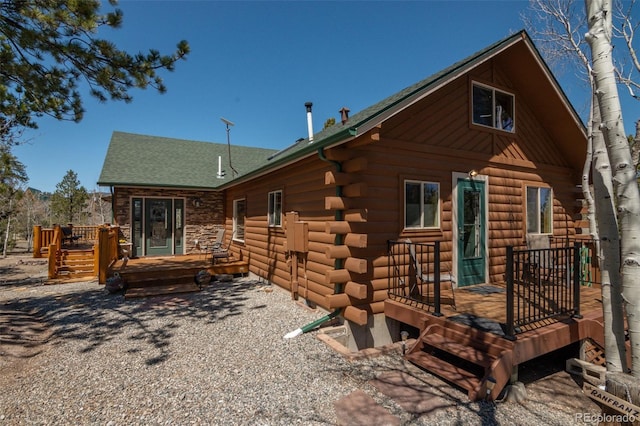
[
  {"xmin": 344, "ymin": 313, "xmax": 401, "ymax": 352},
  {"xmin": 250, "ymin": 272, "xmax": 401, "ymax": 352}
]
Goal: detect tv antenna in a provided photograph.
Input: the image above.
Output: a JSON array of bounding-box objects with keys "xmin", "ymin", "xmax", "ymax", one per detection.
[{"xmin": 221, "ymin": 117, "xmax": 238, "ymax": 177}]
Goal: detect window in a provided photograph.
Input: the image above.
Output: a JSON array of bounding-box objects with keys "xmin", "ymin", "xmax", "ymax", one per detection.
[
  {"xmin": 268, "ymin": 190, "xmax": 282, "ymax": 227},
  {"xmin": 405, "ymin": 181, "xmax": 440, "ymax": 229},
  {"xmin": 233, "ymin": 198, "xmax": 246, "ymax": 241},
  {"xmin": 472, "ymin": 82, "xmax": 515, "ymax": 132},
  {"xmin": 526, "ymin": 186, "xmax": 553, "ymax": 234}
]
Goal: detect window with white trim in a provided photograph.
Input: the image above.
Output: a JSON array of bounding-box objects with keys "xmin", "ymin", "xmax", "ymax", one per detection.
[
  {"xmin": 405, "ymin": 180, "xmax": 440, "ymax": 229},
  {"xmin": 267, "ymin": 190, "xmax": 282, "ymax": 227},
  {"xmin": 526, "ymin": 186, "xmax": 553, "ymax": 234},
  {"xmin": 472, "ymin": 82, "xmax": 515, "ymax": 132},
  {"xmin": 233, "ymin": 198, "xmax": 246, "ymax": 241}
]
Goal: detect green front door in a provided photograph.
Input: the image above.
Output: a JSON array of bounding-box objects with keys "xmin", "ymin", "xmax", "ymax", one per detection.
[
  {"xmin": 457, "ymin": 179, "xmax": 486, "ymax": 286},
  {"xmin": 145, "ymin": 198, "xmax": 173, "ymax": 256}
]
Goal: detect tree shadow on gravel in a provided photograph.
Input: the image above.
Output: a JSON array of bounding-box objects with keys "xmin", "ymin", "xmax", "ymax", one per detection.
[
  {"xmin": 0, "ymin": 279, "xmax": 261, "ymax": 366},
  {"xmin": 0, "ymin": 263, "xmax": 48, "ymax": 288},
  {"xmin": 314, "ymin": 347, "xmax": 586, "ymax": 426}
]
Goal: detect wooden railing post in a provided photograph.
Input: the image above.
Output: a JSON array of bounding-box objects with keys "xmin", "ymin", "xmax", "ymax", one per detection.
[
  {"xmin": 505, "ymin": 246, "xmax": 516, "ymax": 340},
  {"xmin": 47, "ymin": 244, "xmax": 57, "ymax": 279},
  {"xmin": 93, "ymin": 241, "xmax": 99, "ymax": 278},
  {"xmin": 93, "ymin": 226, "xmax": 101, "ymax": 278},
  {"xmin": 98, "ymin": 227, "xmax": 110, "ymax": 284},
  {"xmin": 53, "ymin": 225, "xmax": 62, "ymax": 252},
  {"xmin": 33, "ymin": 225, "xmax": 42, "ymax": 258}
]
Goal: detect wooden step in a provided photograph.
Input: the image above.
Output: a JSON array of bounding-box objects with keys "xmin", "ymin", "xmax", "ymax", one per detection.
[
  {"xmin": 422, "ymin": 333, "xmax": 496, "ymax": 368},
  {"xmin": 58, "ymin": 265, "xmax": 94, "ymax": 274},
  {"xmin": 406, "ymin": 350, "xmax": 481, "ymax": 393},
  {"xmin": 124, "ymin": 273, "xmax": 199, "ymax": 289},
  {"xmin": 119, "ymin": 267, "xmax": 203, "ymax": 283},
  {"xmin": 60, "ymin": 256, "xmax": 93, "ymax": 264},
  {"xmin": 124, "ymin": 283, "xmax": 200, "ymax": 298},
  {"xmin": 60, "ymin": 258, "xmax": 93, "ymax": 265},
  {"xmin": 437, "ymin": 320, "xmax": 513, "ymax": 355},
  {"xmin": 60, "ymin": 250, "xmax": 94, "ymax": 258}
]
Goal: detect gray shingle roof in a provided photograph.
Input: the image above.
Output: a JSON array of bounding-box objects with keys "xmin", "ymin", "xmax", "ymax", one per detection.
[{"xmin": 98, "ymin": 131, "xmax": 277, "ymax": 189}]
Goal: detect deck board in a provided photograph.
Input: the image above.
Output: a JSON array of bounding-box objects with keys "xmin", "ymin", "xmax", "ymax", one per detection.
[
  {"xmin": 109, "ymin": 254, "xmax": 249, "ymax": 277},
  {"xmin": 438, "ymin": 282, "xmax": 602, "ymax": 326}
]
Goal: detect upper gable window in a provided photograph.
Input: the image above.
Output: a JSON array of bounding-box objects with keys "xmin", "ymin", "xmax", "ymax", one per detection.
[{"xmin": 472, "ymin": 83, "xmax": 515, "ymax": 132}]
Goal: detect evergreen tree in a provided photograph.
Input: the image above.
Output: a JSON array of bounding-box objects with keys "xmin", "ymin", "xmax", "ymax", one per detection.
[
  {"xmin": 0, "ymin": 145, "xmax": 27, "ymax": 256},
  {"xmin": 51, "ymin": 170, "xmax": 88, "ymax": 224},
  {"xmin": 0, "ymin": 145, "xmax": 27, "ymax": 220},
  {"xmin": 0, "ymin": 0, "xmax": 190, "ymax": 133}
]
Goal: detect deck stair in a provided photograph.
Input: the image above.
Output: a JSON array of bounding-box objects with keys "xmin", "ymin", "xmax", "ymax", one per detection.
[
  {"xmin": 120, "ymin": 267, "xmax": 204, "ymax": 299},
  {"xmin": 406, "ymin": 320, "xmax": 514, "ymax": 401},
  {"xmin": 56, "ymin": 249, "xmax": 95, "ymax": 280},
  {"xmin": 106, "ymin": 256, "xmax": 249, "ymax": 298}
]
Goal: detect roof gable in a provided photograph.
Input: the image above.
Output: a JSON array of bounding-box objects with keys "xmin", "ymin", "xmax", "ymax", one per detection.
[{"xmin": 222, "ymin": 30, "xmax": 586, "ymax": 185}]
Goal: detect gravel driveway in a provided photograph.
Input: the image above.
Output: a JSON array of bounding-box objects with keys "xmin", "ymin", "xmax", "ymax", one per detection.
[{"xmin": 0, "ymin": 273, "xmax": 601, "ymax": 425}]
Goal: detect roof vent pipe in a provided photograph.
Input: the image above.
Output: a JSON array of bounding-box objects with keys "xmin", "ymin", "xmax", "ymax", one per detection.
[
  {"xmin": 339, "ymin": 107, "xmax": 350, "ymax": 125},
  {"xmin": 216, "ymin": 155, "xmax": 225, "ymax": 178},
  {"xmin": 305, "ymin": 102, "xmax": 314, "ymax": 142}
]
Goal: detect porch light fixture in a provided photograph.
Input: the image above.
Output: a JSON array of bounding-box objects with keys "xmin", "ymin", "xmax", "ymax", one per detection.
[
  {"xmin": 192, "ymin": 198, "xmax": 202, "ymax": 208},
  {"xmin": 469, "ymin": 169, "xmax": 478, "ymax": 178}
]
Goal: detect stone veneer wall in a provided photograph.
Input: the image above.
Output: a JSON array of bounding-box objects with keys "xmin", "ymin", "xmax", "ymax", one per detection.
[{"xmin": 113, "ymin": 187, "xmax": 225, "ymax": 255}]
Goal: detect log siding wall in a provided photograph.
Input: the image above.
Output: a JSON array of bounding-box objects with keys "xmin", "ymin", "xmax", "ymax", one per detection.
[{"xmin": 224, "ymin": 57, "xmax": 583, "ymax": 325}]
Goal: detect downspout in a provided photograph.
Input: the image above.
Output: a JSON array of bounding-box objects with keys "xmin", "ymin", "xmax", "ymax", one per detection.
[{"xmin": 283, "ymin": 147, "xmax": 345, "ymax": 339}]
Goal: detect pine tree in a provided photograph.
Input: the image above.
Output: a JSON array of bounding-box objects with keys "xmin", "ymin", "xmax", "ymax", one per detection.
[
  {"xmin": 0, "ymin": 1, "xmax": 190, "ymax": 132},
  {"xmin": 51, "ymin": 170, "xmax": 88, "ymax": 224}
]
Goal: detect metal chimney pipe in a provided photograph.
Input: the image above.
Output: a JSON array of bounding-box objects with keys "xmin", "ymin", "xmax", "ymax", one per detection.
[
  {"xmin": 339, "ymin": 107, "xmax": 350, "ymax": 125},
  {"xmin": 305, "ymin": 102, "xmax": 314, "ymax": 142}
]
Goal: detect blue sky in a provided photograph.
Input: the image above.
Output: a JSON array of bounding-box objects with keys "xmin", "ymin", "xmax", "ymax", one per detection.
[{"xmin": 14, "ymin": 0, "xmax": 640, "ymax": 193}]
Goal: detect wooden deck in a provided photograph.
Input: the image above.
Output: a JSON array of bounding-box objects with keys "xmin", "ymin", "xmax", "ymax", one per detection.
[
  {"xmin": 109, "ymin": 254, "xmax": 249, "ymax": 298},
  {"xmin": 385, "ymin": 282, "xmax": 606, "ymax": 401},
  {"xmin": 110, "ymin": 253, "xmax": 249, "ymax": 275},
  {"xmin": 428, "ymin": 282, "xmax": 601, "ymax": 326}
]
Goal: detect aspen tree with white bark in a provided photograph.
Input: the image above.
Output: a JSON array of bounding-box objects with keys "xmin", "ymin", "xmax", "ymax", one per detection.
[
  {"xmin": 585, "ymin": 0, "xmax": 640, "ymax": 378},
  {"xmin": 524, "ymin": 0, "xmax": 629, "ymax": 373}
]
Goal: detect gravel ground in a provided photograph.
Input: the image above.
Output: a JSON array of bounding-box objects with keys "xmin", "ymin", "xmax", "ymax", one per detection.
[{"xmin": 0, "ymin": 255, "xmax": 602, "ymax": 425}]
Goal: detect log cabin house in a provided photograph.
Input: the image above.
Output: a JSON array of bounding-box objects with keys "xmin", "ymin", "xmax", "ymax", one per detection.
[{"xmin": 100, "ymin": 31, "xmax": 604, "ymax": 399}]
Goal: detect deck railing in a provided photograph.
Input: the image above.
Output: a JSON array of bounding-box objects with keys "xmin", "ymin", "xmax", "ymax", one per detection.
[
  {"xmin": 33, "ymin": 224, "xmax": 120, "ymax": 283},
  {"xmin": 387, "ymin": 240, "xmax": 446, "ymax": 316},
  {"xmin": 550, "ymin": 237, "xmax": 600, "ymax": 287},
  {"xmin": 505, "ymin": 243, "xmax": 582, "ymax": 340},
  {"xmin": 70, "ymin": 225, "xmax": 101, "ymax": 242},
  {"xmin": 33, "ymin": 224, "xmax": 102, "ymax": 258},
  {"xmin": 387, "ymin": 237, "xmax": 595, "ymax": 340}
]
